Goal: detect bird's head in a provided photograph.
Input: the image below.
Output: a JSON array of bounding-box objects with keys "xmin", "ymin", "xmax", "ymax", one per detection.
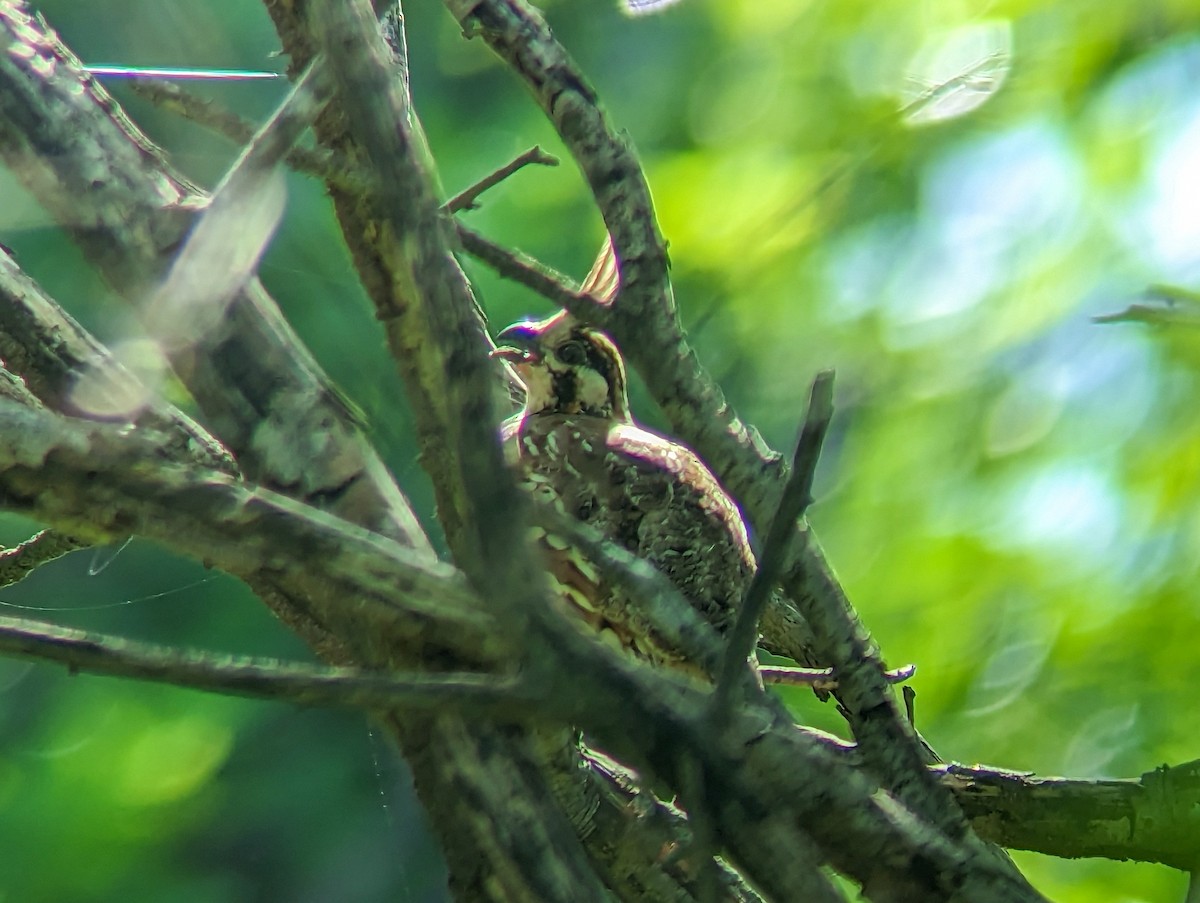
[{"xmin": 492, "ymin": 311, "xmax": 631, "ymax": 421}]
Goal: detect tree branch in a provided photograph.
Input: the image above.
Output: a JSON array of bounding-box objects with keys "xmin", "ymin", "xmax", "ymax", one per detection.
[
  {"xmin": 445, "ymin": 145, "xmax": 559, "ymax": 213},
  {"xmin": 143, "ymin": 60, "xmax": 330, "ymax": 355},
  {"xmin": 0, "ymin": 615, "xmax": 522, "ymax": 714},
  {"xmin": 0, "ymin": 395, "xmax": 499, "ymax": 668},
  {"xmin": 0, "ymin": 530, "xmax": 84, "ymax": 589},
  {"xmin": 0, "ymin": 379, "xmax": 1092, "ymax": 901},
  {"xmin": 0, "ymin": 246, "xmax": 234, "ymax": 472},
  {"xmin": 942, "ymin": 761, "xmax": 1200, "ymax": 871},
  {"xmin": 125, "ymin": 77, "xmax": 350, "ymax": 187},
  {"xmin": 308, "ymin": 0, "xmax": 553, "ymax": 644},
  {"xmin": 712, "ymin": 370, "xmax": 835, "ymax": 720},
  {"xmin": 299, "ymin": 1, "xmax": 612, "ymax": 898},
  {"xmin": 0, "ymin": 17, "xmax": 558, "ymax": 901},
  {"xmin": 457, "ymin": 223, "xmax": 591, "ymax": 306}
]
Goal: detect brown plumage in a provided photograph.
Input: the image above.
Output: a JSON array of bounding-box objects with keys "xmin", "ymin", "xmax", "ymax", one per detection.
[{"xmin": 493, "ymin": 310, "xmax": 755, "ymax": 670}]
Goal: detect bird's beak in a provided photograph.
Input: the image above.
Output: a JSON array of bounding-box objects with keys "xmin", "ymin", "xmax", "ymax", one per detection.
[{"xmin": 491, "ymin": 322, "xmax": 542, "ymax": 364}]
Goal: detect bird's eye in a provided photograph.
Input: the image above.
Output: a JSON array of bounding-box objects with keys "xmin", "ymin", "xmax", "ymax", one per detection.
[{"xmin": 556, "ymin": 340, "xmax": 588, "ymax": 366}]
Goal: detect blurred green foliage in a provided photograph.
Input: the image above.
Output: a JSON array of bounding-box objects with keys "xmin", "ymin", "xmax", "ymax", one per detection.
[{"xmin": 4, "ymin": 0, "xmax": 1200, "ymax": 899}]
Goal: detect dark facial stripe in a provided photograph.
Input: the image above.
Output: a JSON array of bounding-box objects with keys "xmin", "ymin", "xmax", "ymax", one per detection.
[
  {"xmin": 552, "ymin": 368, "xmax": 579, "ymax": 412},
  {"xmin": 582, "ymin": 336, "xmax": 614, "ymax": 380},
  {"xmin": 583, "ymin": 333, "xmax": 627, "ymax": 419}
]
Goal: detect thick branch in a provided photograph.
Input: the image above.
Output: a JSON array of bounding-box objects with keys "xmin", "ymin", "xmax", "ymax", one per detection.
[
  {"xmin": 0, "ymin": 247, "xmax": 234, "ymax": 471},
  {"xmin": 7, "ymin": 576, "xmax": 1192, "ymax": 882},
  {"xmin": 0, "ymin": 397, "xmax": 498, "ymax": 668},
  {"xmin": 943, "ymin": 761, "xmax": 1200, "ymax": 872},
  {"xmin": 309, "ymin": 0, "xmax": 543, "ymax": 619},
  {"xmin": 308, "ymin": 4, "xmax": 613, "ymax": 899}
]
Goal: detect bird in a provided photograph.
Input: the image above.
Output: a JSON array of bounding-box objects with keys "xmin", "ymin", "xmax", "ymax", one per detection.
[
  {"xmin": 490, "ymin": 266, "xmax": 761, "ymax": 840},
  {"xmin": 490, "ymin": 264, "xmax": 756, "ymax": 674}
]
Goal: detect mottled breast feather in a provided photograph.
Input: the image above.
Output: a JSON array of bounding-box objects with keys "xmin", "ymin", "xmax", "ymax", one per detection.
[{"xmin": 502, "ymin": 410, "xmax": 755, "ymax": 662}]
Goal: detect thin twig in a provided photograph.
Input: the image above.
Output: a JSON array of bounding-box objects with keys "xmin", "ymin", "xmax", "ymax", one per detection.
[
  {"xmin": 127, "ymin": 77, "xmax": 353, "ymax": 188},
  {"xmin": 684, "ymin": 371, "xmax": 835, "ymax": 899},
  {"xmin": 456, "ymin": 224, "xmax": 587, "ymax": 308},
  {"xmin": 455, "ymin": 226, "xmax": 628, "ymax": 332},
  {"xmin": 902, "ymin": 684, "xmax": 944, "ymax": 765},
  {"xmin": 445, "ymin": 145, "xmax": 559, "ymax": 213},
  {"xmin": 710, "ymin": 371, "xmax": 835, "ymax": 723},
  {"xmin": 761, "ymin": 663, "xmax": 915, "ymax": 690},
  {"xmin": 86, "ymin": 66, "xmax": 282, "ymax": 80},
  {"xmin": 449, "ymin": 0, "xmax": 673, "ymax": 328},
  {"xmin": 0, "ymin": 614, "xmax": 522, "ymax": 714},
  {"xmin": 0, "ymin": 530, "xmax": 86, "ymax": 589}
]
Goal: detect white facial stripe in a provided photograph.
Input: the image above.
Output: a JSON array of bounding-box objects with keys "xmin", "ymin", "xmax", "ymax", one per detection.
[{"xmin": 572, "ymin": 363, "xmax": 612, "ymax": 412}]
